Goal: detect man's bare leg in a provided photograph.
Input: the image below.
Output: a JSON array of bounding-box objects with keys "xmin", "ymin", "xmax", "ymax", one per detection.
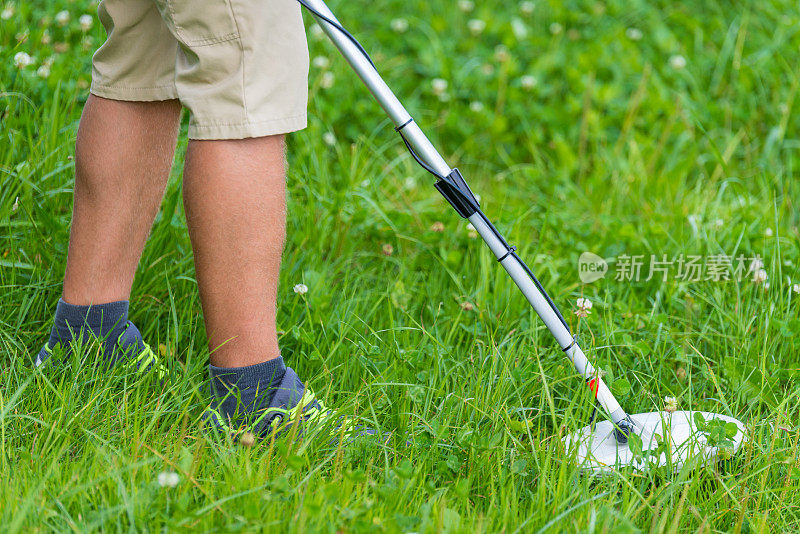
[
  {"xmin": 38, "ymin": 95, "xmax": 180, "ymax": 365},
  {"xmin": 63, "ymin": 95, "xmax": 182, "ymax": 305},
  {"xmin": 182, "ymin": 136, "xmax": 285, "ymax": 368}
]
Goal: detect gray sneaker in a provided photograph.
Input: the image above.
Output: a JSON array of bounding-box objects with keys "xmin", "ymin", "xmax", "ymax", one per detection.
[
  {"xmin": 203, "ymin": 367, "xmax": 380, "ymax": 442},
  {"xmin": 35, "ymin": 321, "xmax": 166, "ymax": 379}
]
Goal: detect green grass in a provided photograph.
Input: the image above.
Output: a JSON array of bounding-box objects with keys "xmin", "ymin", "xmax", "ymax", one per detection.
[{"xmin": 3, "ymin": 0, "xmax": 800, "ymax": 531}]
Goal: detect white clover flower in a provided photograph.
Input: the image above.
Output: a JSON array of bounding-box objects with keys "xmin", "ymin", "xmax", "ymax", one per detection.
[
  {"xmin": 494, "ymin": 45, "xmax": 510, "ymax": 63},
  {"xmin": 713, "ymin": 218, "xmax": 724, "ymax": 229},
  {"xmin": 41, "ymin": 30, "xmax": 51, "ymax": 44},
  {"xmin": 1, "ymin": 3, "xmax": 13, "ymax": 20},
  {"xmin": 664, "ymin": 396, "xmax": 677, "ymax": 413},
  {"xmin": 792, "ymin": 283, "xmax": 800, "ymax": 294},
  {"xmin": 322, "ymin": 131, "xmax": 336, "ymax": 146},
  {"xmin": 11, "ymin": 196, "xmax": 19, "ymax": 213},
  {"xmin": 594, "ymin": 368, "xmax": 607, "ymax": 379},
  {"xmin": 309, "ymin": 23, "xmax": 324, "ymax": 40},
  {"xmin": 753, "ymin": 268, "xmax": 768, "ymax": 284},
  {"xmin": 519, "ymin": 1, "xmax": 535, "ymax": 16},
  {"xmin": 457, "ymin": 0, "xmax": 474, "ymax": 13},
  {"xmin": 520, "ymin": 74, "xmax": 537, "ymax": 90},
  {"xmin": 431, "ymin": 78, "xmax": 448, "ymax": 96},
  {"xmin": 575, "ymin": 297, "xmax": 592, "ymax": 317},
  {"xmin": 403, "ymin": 176, "xmax": 416, "ymax": 189},
  {"xmin": 239, "ymin": 431, "xmax": 255, "ymax": 447},
  {"xmin": 466, "ymin": 223, "xmax": 478, "ymax": 239},
  {"xmin": 320, "ymin": 71, "xmax": 335, "ymax": 89},
  {"xmin": 467, "ymin": 19, "xmax": 486, "ymax": 36},
  {"xmin": 625, "ymin": 27, "xmax": 643, "ymax": 41},
  {"xmin": 390, "ymin": 18, "xmax": 408, "ymax": 33},
  {"xmin": 79, "ymin": 14, "xmax": 93, "ymax": 31},
  {"xmin": 469, "ymin": 101, "xmax": 484, "ymax": 112},
  {"xmin": 55, "ymin": 10, "xmax": 70, "ymax": 26},
  {"xmin": 36, "ymin": 64, "xmax": 50, "ymax": 78},
  {"xmin": 13, "ymin": 51, "xmax": 32, "ymax": 68},
  {"xmin": 511, "ymin": 18, "xmax": 528, "ymax": 39},
  {"xmin": 549, "ymin": 22, "xmax": 563, "ymax": 35},
  {"xmin": 750, "ymin": 257, "xmax": 764, "ymax": 271},
  {"xmin": 157, "ymin": 471, "xmax": 180, "ymax": 488},
  {"xmin": 669, "ymin": 54, "xmax": 687, "ymax": 69},
  {"xmin": 312, "ymin": 55, "xmax": 330, "ymax": 69},
  {"xmin": 293, "ymin": 283, "xmax": 309, "ymax": 295},
  {"xmin": 765, "ymin": 227, "xmax": 773, "ymax": 237}
]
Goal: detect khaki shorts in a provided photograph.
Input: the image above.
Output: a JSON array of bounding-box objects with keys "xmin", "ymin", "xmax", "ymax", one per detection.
[{"xmin": 90, "ymin": 0, "xmax": 309, "ymax": 139}]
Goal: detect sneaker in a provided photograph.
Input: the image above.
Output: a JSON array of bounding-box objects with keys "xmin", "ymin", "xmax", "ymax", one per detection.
[
  {"xmin": 203, "ymin": 367, "xmax": 378, "ymax": 442},
  {"xmin": 35, "ymin": 321, "xmax": 166, "ymax": 379}
]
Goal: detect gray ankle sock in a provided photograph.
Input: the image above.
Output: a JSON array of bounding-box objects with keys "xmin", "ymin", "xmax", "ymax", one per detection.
[
  {"xmin": 209, "ymin": 357, "xmax": 287, "ymax": 422},
  {"xmin": 45, "ymin": 298, "xmax": 130, "ymax": 360}
]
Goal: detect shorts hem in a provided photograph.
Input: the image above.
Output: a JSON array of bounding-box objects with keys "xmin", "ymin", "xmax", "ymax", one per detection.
[
  {"xmin": 90, "ymin": 83, "xmax": 179, "ymax": 102},
  {"xmin": 188, "ymin": 113, "xmax": 307, "ymax": 140}
]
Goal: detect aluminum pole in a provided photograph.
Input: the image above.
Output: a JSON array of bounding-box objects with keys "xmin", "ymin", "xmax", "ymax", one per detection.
[{"xmin": 301, "ymin": 0, "xmax": 631, "ymax": 430}]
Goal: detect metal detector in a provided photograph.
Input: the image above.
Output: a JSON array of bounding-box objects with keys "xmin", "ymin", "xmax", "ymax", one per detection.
[{"xmin": 296, "ymin": 0, "xmax": 747, "ymax": 472}]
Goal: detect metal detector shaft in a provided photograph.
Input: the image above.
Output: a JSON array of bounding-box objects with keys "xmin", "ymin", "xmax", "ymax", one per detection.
[{"xmin": 302, "ymin": 0, "xmax": 631, "ymax": 430}]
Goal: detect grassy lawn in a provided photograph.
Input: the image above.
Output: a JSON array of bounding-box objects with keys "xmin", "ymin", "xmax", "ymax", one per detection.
[{"xmin": 2, "ymin": 0, "xmax": 800, "ymax": 531}]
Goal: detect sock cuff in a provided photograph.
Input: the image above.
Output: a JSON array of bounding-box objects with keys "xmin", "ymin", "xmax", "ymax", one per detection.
[
  {"xmin": 55, "ymin": 298, "xmax": 129, "ymax": 333},
  {"xmin": 209, "ymin": 356, "xmax": 286, "ymax": 394}
]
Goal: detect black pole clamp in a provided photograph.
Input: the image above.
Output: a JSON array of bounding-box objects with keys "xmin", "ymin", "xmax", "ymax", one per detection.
[{"xmin": 434, "ymin": 168, "xmax": 480, "ymax": 219}]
